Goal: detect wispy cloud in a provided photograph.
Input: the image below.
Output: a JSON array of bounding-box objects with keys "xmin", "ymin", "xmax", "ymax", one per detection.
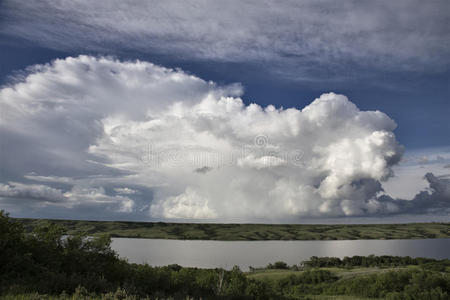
[{"xmin": 1, "ymin": 0, "xmax": 449, "ymax": 81}]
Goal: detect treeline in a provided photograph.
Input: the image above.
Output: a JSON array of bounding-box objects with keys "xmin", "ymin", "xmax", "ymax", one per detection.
[
  {"xmin": 257, "ymin": 258, "xmax": 450, "ymax": 299},
  {"xmin": 302, "ymin": 255, "xmax": 450, "ymax": 270},
  {"xmin": 268, "ymin": 268, "xmax": 449, "ymax": 299},
  {"xmin": 254, "ymin": 255, "xmax": 450, "ymax": 272},
  {"xmin": 1, "ymin": 211, "xmax": 270, "ymax": 299},
  {"xmin": 1, "ymin": 210, "xmax": 449, "ymax": 299}
]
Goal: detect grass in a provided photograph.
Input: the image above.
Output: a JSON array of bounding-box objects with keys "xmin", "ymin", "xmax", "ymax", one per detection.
[
  {"xmin": 306, "ymin": 296, "xmax": 378, "ymax": 300},
  {"xmin": 0, "ymin": 293, "xmax": 159, "ymax": 299},
  {"xmin": 245, "ymin": 266, "xmax": 419, "ymax": 299},
  {"xmin": 15, "ymin": 218, "xmax": 450, "ymax": 240},
  {"xmin": 0, "ymin": 293, "xmax": 380, "ymax": 300},
  {"xmin": 245, "ymin": 266, "xmax": 415, "ymax": 282},
  {"xmin": 246, "ymin": 269, "xmax": 301, "ymax": 281}
]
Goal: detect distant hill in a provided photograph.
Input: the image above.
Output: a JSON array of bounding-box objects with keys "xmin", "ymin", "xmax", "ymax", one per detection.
[{"xmin": 15, "ymin": 218, "xmax": 450, "ymax": 240}]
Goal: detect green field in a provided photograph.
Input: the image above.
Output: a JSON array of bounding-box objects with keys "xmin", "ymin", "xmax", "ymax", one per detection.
[
  {"xmin": 245, "ymin": 267, "xmax": 413, "ymax": 300},
  {"xmin": 246, "ymin": 266, "xmax": 414, "ymax": 282},
  {"xmin": 16, "ymin": 218, "xmax": 450, "ymax": 240}
]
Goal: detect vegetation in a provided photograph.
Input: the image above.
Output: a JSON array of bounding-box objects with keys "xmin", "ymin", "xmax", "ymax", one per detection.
[
  {"xmin": 301, "ymin": 255, "xmax": 449, "ymax": 270},
  {"xmin": 2, "ymin": 211, "xmax": 450, "ymax": 299},
  {"xmin": 16, "ymin": 217, "xmax": 450, "ymax": 240},
  {"xmin": 2, "ymin": 210, "xmax": 259, "ymax": 299}
]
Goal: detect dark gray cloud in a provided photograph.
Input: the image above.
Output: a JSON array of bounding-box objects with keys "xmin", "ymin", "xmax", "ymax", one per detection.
[
  {"xmin": 377, "ymin": 172, "xmax": 450, "ymax": 215},
  {"xmin": 410, "ymin": 173, "xmax": 450, "ymax": 209},
  {"xmin": 194, "ymin": 166, "xmax": 213, "ymax": 174}
]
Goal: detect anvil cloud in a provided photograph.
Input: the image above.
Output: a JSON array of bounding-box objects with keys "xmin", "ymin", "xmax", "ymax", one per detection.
[{"xmin": 0, "ymin": 56, "xmax": 448, "ymax": 221}]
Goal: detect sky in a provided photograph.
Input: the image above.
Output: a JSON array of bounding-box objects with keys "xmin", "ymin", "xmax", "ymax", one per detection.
[{"xmin": 0, "ymin": 0, "xmax": 449, "ymax": 223}]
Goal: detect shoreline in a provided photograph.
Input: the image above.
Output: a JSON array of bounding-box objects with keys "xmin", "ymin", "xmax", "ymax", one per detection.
[{"xmin": 16, "ymin": 217, "xmax": 450, "ymax": 241}]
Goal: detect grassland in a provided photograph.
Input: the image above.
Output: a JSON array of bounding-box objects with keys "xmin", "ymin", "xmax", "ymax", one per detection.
[
  {"xmin": 244, "ymin": 264, "xmax": 441, "ymax": 300},
  {"xmin": 246, "ymin": 266, "xmax": 414, "ymax": 282},
  {"xmin": 16, "ymin": 218, "xmax": 450, "ymax": 240},
  {"xmin": 0, "ymin": 293, "xmax": 386, "ymax": 300},
  {"xmin": 0, "ymin": 293, "xmax": 380, "ymax": 300}
]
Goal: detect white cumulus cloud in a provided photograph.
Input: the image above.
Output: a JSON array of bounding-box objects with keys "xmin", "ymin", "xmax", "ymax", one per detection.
[{"xmin": 2, "ymin": 55, "xmax": 447, "ymax": 221}]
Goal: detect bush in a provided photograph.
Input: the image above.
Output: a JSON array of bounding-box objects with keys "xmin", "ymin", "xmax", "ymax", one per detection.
[
  {"xmin": 267, "ymin": 261, "xmax": 289, "ymax": 269},
  {"xmin": 1, "ymin": 210, "xmax": 276, "ymax": 298}
]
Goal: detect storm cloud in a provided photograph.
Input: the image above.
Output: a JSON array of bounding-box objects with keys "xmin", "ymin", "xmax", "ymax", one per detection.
[{"xmin": 0, "ymin": 56, "xmax": 448, "ymax": 221}]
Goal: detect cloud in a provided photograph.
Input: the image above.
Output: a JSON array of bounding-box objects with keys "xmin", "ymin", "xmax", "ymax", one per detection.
[
  {"xmin": 0, "ymin": 55, "xmax": 448, "ymax": 221},
  {"xmin": 237, "ymin": 155, "xmax": 287, "ymax": 169},
  {"xmin": 381, "ymin": 147, "xmax": 450, "ymax": 199},
  {"xmin": 412, "ymin": 173, "xmax": 450, "ymax": 206},
  {"xmin": 151, "ymin": 187, "xmax": 217, "ymax": 219},
  {"xmin": 0, "ymin": 182, "xmax": 66, "ymax": 202},
  {"xmin": 24, "ymin": 173, "xmax": 74, "ymax": 184},
  {"xmin": 64, "ymin": 186, "xmax": 135, "ymax": 213},
  {"xmin": 379, "ymin": 173, "xmax": 450, "ymax": 214},
  {"xmin": 1, "ymin": 0, "xmax": 449, "ymax": 80},
  {"xmin": 193, "ymin": 167, "xmax": 213, "ymax": 174},
  {"xmin": 114, "ymin": 187, "xmax": 138, "ymax": 195}
]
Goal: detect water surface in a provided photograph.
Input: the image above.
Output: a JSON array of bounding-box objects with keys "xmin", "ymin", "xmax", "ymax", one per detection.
[{"xmin": 111, "ymin": 238, "xmax": 450, "ymax": 271}]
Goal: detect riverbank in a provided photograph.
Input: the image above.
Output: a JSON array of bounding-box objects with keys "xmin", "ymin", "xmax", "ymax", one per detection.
[
  {"xmin": 3, "ymin": 212, "xmax": 449, "ymax": 299},
  {"xmin": 16, "ymin": 218, "xmax": 450, "ymax": 240}
]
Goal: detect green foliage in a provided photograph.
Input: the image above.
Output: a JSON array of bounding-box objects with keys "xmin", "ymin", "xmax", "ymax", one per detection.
[
  {"xmin": 267, "ymin": 261, "xmax": 289, "ymax": 269},
  {"xmin": 327, "ymin": 269, "xmax": 450, "ymax": 299},
  {"xmin": 303, "ymin": 255, "xmax": 450, "ymax": 269},
  {"xmin": 1, "ymin": 211, "xmax": 450, "ymax": 300},
  {"xmin": 1, "ymin": 211, "xmax": 274, "ymax": 298}
]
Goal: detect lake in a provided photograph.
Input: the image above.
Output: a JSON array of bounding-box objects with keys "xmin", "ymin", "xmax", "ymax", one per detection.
[{"xmin": 111, "ymin": 238, "xmax": 450, "ymax": 271}]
